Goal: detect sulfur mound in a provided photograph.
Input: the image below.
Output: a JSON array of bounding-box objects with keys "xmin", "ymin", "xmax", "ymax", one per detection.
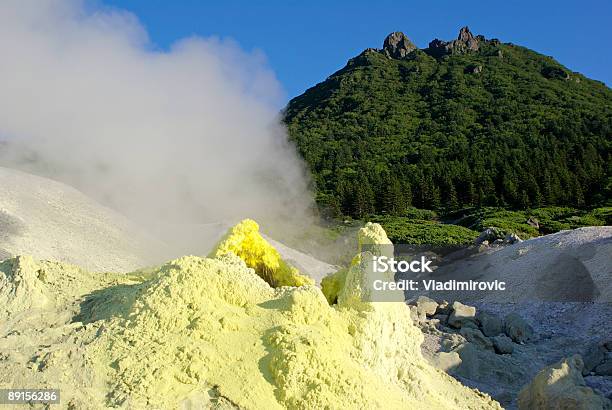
[
  {"xmin": 86, "ymin": 222, "xmax": 500, "ymax": 409},
  {"xmin": 1, "ymin": 220, "xmax": 502, "ymax": 409},
  {"xmin": 210, "ymin": 219, "xmax": 313, "ymax": 287},
  {"xmin": 0, "ymin": 255, "xmax": 53, "ymax": 314}
]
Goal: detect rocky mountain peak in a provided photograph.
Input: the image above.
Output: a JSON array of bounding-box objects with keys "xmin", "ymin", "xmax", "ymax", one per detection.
[
  {"xmin": 383, "ymin": 31, "xmax": 416, "ymax": 59},
  {"xmin": 458, "ymin": 26, "xmax": 474, "ymax": 42},
  {"xmin": 457, "ymin": 26, "xmax": 479, "ymax": 51},
  {"xmin": 427, "ymin": 26, "xmax": 480, "ymax": 57}
]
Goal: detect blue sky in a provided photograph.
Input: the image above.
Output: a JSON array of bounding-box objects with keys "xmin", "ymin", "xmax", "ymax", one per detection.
[{"xmin": 101, "ymin": 0, "xmax": 611, "ymax": 100}]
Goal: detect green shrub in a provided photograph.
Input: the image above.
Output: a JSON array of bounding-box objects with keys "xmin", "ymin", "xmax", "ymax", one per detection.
[
  {"xmin": 455, "ymin": 206, "xmax": 609, "ymax": 237},
  {"xmin": 403, "ymin": 207, "xmax": 439, "ymax": 221},
  {"xmin": 370, "ymin": 216, "xmax": 478, "ymax": 246}
]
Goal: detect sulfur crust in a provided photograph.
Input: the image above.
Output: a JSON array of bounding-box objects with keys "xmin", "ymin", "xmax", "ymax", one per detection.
[
  {"xmin": 210, "ymin": 218, "xmax": 314, "ymax": 288},
  {"xmin": 0, "ymin": 220, "xmax": 502, "ymax": 409}
]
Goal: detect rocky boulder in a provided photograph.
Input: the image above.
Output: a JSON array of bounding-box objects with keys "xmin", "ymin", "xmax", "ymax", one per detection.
[
  {"xmin": 383, "ymin": 32, "xmax": 417, "ymax": 59},
  {"xmin": 504, "ymin": 313, "xmax": 535, "ymax": 343},
  {"xmin": 526, "ymin": 217, "xmax": 540, "ymax": 229},
  {"xmin": 477, "ymin": 311, "xmax": 504, "ymax": 337},
  {"xmin": 430, "ymin": 351, "xmax": 462, "ymax": 372},
  {"xmin": 454, "ymin": 343, "xmax": 526, "ymax": 385},
  {"xmin": 492, "ymin": 335, "xmax": 514, "ymax": 355},
  {"xmin": 475, "ymin": 227, "xmax": 506, "ymax": 245},
  {"xmin": 582, "ymin": 343, "xmax": 607, "ymax": 375},
  {"xmin": 415, "ymin": 295, "xmax": 438, "ymax": 317},
  {"xmin": 504, "ymin": 233, "xmax": 523, "ymax": 244},
  {"xmin": 460, "ymin": 327, "xmax": 494, "ymax": 351},
  {"xmin": 595, "ymin": 358, "xmax": 612, "ymax": 376},
  {"xmin": 585, "ymin": 347, "xmax": 612, "ymax": 377},
  {"xmin": 408, "ymin": 305, "xmax": 424, "ymax": 323},
  {"xmin": 465, "ymin": 64, "xmax": 483, "ymax": 74},
  {"xmin": 448, "ymin": 301, "xmax": 477, "ymax": 329},
  {"xmin": 440, "ymin": 333, "xmax": 468, "ymax": 352},
  {"xmin": 518, "ymin": 355, "xmax": 611, "ymax": 410},
  {"xmin": 435, "ymin": 300, "xmax": 451, "ymax": 315}
]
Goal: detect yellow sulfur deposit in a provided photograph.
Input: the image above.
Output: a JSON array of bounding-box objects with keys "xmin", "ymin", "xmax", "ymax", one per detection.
[
  {"xmin": 0, "ymin": 220, "xmax": 502, "ymax": 409},
  {"xmin": 320, "ymin": 267, "xmax": 347, "ymax": 304},
  {"xmin": 210, "ymin": 219, "xmax": 313, "ymax": 287},
  {"xmin": 321, "ymin": 222, "xmax": 394, "ymax": 305}
]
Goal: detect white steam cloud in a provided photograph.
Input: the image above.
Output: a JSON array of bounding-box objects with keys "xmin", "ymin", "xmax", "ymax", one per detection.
[{"xmin": 0, "ymin": 0, "xmax": 313, "ymax": 239}]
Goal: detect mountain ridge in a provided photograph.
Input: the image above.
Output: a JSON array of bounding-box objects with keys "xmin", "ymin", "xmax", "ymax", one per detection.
[{"xmin": 284, "ymin": 27, "xmax": 612, "ymax": 218}]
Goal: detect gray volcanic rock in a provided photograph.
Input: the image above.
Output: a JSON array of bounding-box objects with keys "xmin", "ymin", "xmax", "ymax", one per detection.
[
  {"xmin": 416, "ymin": 295, "xmax": 439, "ymax": 317},
  {"xmin": 430, "ymin": 351, "xmax": 462, "ymax": 372},
  {"xmin": 454, "ymin": 342, "xmax": 526, "ymax": 385},
  {"xmin": 582, "ymin": 343, "xmax": 608, "ymax": 375},
  {"xmin": 458, "ymin": 26, "xmax": 480, "ymax": 51},
  {"xmin": 492, "ymin": 335, "xmax": 514, "ymax": 355},
  {"xmin": 416, "ymin": 228, "xmax": 612, "ymax": 408},
  {"xmin": 460, "ymin": 327, "xmax": 494, "ymax": 351},
  {"xmin": 504, "ymin": 313, "xmax": 535, "ymax": 344},
  {"xmin": 449, "ymin": 301, "xmax": 477, "ymax": 328},
  {"xmin": 427, "ymin": 26, "xmax": 480, "ymax": 57},
  {"xmin": 595, "ymin": 359, "xmax": 612, "ymax": 376},
  {"xmin": 383, "ymin": 32, "xmax": 417, "ymax": 59},
  {"xmin": 478, "ymin": 311, "xmax": 504, "ymax": 337},
  {"xmin": 423, "ymin": 227, "xmax": 612, "ymax": 304}
]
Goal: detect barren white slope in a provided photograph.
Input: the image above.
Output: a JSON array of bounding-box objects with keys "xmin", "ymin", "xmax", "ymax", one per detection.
[
  {"xmin": 0, "ymin": 167, "xmax": 167, "ymax": 272},
  {"xmin": 264, "ymin": 235, "xmax": 337, "ymax": 284},
  {"xmin": 0, "ymin": 167, "xmax": 334, "ymax": 282},
  {"xmin": 431, "ymin": 226, "xmax": 612, "ymax": 303}
]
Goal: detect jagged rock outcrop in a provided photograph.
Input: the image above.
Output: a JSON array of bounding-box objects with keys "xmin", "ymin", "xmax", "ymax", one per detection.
[
  {"xmin": 382, "ymin": 31, "xmax": 417, "ymax": 59},
  {"xmin": 427, "ymin": 26, "xmax": 480, "ymax": 57},
  {"xmin": 458, "ymin": 26, "xmax": 480, "ymax": 50}
]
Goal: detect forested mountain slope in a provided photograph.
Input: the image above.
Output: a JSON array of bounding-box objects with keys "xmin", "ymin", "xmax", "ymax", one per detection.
[{"xmin": 284, "ymin": 27, "xmax": 612, "ymax": 218}]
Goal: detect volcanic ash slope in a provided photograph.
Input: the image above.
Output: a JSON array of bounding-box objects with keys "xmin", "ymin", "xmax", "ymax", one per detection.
[
  {"xmin": 0, "ymin": 167, "xmax": 167, "ymax": 272},
  {"xmin": 0, "ymin": 221, "xmax": 501, "ymax": 409}
]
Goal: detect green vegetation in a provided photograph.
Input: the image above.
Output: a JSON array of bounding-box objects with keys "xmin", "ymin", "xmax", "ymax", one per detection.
[
  {"xmin": 284, "ymin": 37, "xmax": 612, "ymax": 219},
  {"xmin": 370, "ymin": 215, "xmax": 479, "ymax": 245},
  {"xmin": 452, "ymin": 206, "xmax": 611, "ymax": 238},
  {"xmin": 336, "ymin": 206, "xmax": 611, "ymax": 247}
]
